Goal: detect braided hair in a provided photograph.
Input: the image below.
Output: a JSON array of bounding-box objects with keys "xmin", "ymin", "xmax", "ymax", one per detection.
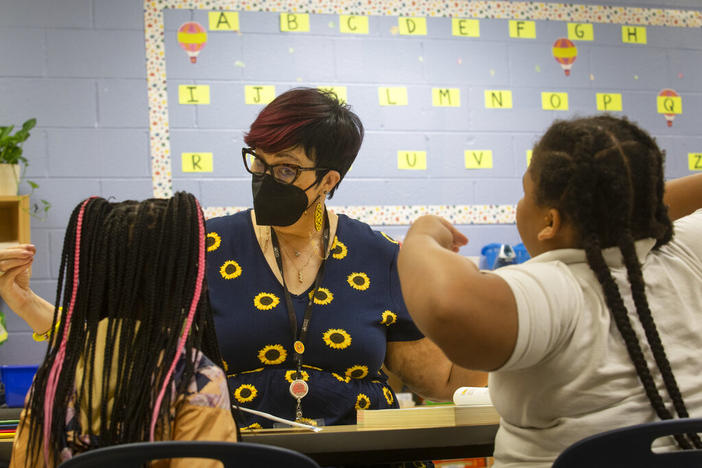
[
  {"xmin": 529, "ymin": 115, "xmax": 701, "ymax": 449},
  {"xmin": 22, "ymin": 192, "xmax": 227, "ymax": 466}
]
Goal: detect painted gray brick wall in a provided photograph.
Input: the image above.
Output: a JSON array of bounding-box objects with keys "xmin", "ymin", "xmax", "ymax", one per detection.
[{"xmin": 1, "ymin": 0, "xmax": 701, "ymax": 364}]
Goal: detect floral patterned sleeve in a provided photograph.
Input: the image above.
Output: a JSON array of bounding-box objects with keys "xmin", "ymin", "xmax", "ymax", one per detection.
[
  {"xmin": 175, "ymin": 353, "xmax": 237, "ymax": 434},
  {"xmin": 159, "ymin": 355, "xmax": 238, "ymax": 468}
]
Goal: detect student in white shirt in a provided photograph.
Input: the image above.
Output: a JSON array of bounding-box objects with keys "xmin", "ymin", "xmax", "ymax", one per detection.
[{"xmin": 397, "ymin": 115, "xmax": 702, "ymax": 467}]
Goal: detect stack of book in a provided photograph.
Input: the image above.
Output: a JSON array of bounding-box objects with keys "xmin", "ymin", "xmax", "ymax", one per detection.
[
  {"xmin": 357, "ymin": 387, "xmax": 499, "ymax": 429},
  {"xmin": 357, "ymin": 404, "xmax": 499, "ymax": 428}
]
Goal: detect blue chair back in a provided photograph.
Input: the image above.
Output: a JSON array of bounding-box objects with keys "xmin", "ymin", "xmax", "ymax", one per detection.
[
  {"xmin": 58, "ymin": 441, "xmax": 321, "ymax": 468},
  {"xmin": 553, "ymin": 418, "xmax": 702, "ymax": 468}
]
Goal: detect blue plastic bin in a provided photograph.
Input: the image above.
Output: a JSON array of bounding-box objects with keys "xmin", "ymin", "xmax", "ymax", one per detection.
[
  {"xmin": 513, "ymin": 243, "xmax": 531, "ymax": 264},
  {"xmin": 479, "ymin": 243, "xmax": 502, "ymax": 270},
  {"xmin": 0, "ymin": 365, "xmax": 39, "ymax": 407}
]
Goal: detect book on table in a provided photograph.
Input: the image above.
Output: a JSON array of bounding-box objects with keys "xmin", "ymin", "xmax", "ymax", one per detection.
[{"xmin": 357, "ymin": 388, "xmax": 499, "ymax": 429}]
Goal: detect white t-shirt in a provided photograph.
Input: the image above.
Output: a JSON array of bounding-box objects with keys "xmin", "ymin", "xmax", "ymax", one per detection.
[{"xmin": 489, "ymin": 209, "xmax": 702, "ymax": 468}]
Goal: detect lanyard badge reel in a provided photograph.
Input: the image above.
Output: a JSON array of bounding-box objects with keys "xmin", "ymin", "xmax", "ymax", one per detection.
[{"xmin": 271, "ymin": 210, "xmax": 330, "ymax": 425}]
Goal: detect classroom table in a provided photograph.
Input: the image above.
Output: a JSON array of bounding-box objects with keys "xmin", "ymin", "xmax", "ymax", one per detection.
[
  {"xmin": 243, "ymin": 422, "xmax": 498, "ymax": 465},
  {"xmin": 0, "ymin": 407, "xmax": 499, "ymax": 465}
]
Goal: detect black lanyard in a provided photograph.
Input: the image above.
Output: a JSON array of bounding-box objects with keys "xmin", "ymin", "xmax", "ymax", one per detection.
[{"xmin": 269, "ymin": 209, "xmax": 330, "ymax": 375}]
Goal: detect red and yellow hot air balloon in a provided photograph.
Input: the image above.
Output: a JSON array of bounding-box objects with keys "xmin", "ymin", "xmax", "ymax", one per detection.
[
  {"xmin": 553, "ymin": 38, "xmax": 577, "ymax": 77},
  {"xmin": 658, "ymin": 88, "xmax": 680, "ymax": 127},
  {"xmin": 178, "ymin": 22, "xmax": 207, "ymax": 64}
]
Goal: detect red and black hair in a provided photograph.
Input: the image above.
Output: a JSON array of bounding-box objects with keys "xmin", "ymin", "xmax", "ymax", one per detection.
[{"xmin": 244, "ymin": 87, "xmax": 364, "ymax": 197}]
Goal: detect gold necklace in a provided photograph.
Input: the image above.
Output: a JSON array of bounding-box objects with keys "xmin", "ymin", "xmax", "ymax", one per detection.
[
  {"xmin": 275, "ymin": 230, "xmax": 322, "ymax": 283},
  {"xmin": 281, "ymin": 243, "xmax": 317, "ymax": 283}
]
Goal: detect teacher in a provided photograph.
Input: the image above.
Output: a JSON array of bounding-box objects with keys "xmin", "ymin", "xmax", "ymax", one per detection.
[{"xmin": 207, "ymin": 87, "xmax": 485, "ymax": 429}]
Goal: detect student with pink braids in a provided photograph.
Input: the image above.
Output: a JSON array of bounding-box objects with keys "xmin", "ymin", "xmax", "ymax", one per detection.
[{"xmin": 3, "ymin": 192, "xmax": 237, "ymax": 467}]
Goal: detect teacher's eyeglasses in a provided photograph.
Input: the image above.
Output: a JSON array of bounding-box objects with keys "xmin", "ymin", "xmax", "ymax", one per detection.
[{"xmin": 242, "ymin": 147, "xmax": 329, "ymax": 185}]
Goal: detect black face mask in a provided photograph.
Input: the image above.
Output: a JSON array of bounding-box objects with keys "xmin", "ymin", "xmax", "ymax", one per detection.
[{"xmin": 252, "ymin": 173, "xmax": 318, "ymax": 226}]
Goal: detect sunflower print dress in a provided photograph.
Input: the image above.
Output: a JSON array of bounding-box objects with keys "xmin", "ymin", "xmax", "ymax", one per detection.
[{"xmin": 206, "ymin": 210, "xmax": 423, "ymax": 429}]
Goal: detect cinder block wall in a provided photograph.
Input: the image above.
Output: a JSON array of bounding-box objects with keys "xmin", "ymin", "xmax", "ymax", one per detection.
[
  {"xmin": 1, "ymin": 0, "xmax": 700, "ymax": 364},
  {"xmin": 0, "ymin": 0, "xmax": 149, "ymax": 364}
]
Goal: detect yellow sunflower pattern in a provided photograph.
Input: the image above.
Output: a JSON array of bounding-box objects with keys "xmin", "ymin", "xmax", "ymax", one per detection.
[
  {"xmin": 381, "ymin": 232, "xmax": 399, "ymax": 244},
  {"xmin": 383, "ymin": 386, "xmax": 394, "ymax": 405},
  {"xmin": 332, "ymin": 372, "xmax": 351, "ymax": 383},
  {"xmin": 355, "ymin": 393, "xmax": 371, "ymax": 410},
  {"xmin": 346, "ymin": 365, "xmax": 369, "ymax": 380},
  {"xmin": 214, "ymin": 218, "xmax": 414, "ymax": 424},
  {"xmin": 381, "ymin": 310, "xmax": 398, "ymax": 326},
  {"xmin": 309, "ymin": 287, "xmax": 334, "ymax": 305},
  {"xmin": 241, "ymin": 422, "xmax": 262, "ymax": 431},
  {"xmin": 284, "ymin": 369, "xmax": 310, "ymax": 383},
  {"xmin": 220, "ymin": 260, "xmax": 242, "ymax": 280},
  {"xmin": 254, "ymin": 292, "xmax": 280, "ymax": 310},
  {"xmin": 258, "ymin": 344, "xmax": 287, "ymax": 365},
  {"xmin": 234, "ymin": 384, "xmax": 258, "ymax": 403},
  {"xmin": 207, "ymin": 232, "xmax": 222, "ymax": 252},
  {"xmin": 323, "ymin": 329, "xmax": 352, "ymax": 350},
  {"xmin": 330, "ymin": 236, "xmax": 348, "ymax": 259},
  {"xmin": 347, "ymin": 272, "xmax": 370, "ymax": 291}
]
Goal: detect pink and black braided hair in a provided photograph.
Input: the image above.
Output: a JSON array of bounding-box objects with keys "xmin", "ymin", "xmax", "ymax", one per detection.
[{"xmin": 21, "ymin": 192, "xmax": 228, "ymax": 466}]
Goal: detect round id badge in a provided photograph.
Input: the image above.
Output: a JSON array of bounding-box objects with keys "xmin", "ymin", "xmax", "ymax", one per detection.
[
  {"xmin": 289, "ymin": 379, "xmax": 309, "ymax": 399},
  {"xmin": 294, "ymin": 340, "xmax": 305, "ymax": 354}
]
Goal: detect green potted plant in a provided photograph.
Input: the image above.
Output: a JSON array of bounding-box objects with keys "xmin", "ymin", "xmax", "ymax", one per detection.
[{"xmin": 0, "ymin": 118, "xmax": 50, "ymax": 216}]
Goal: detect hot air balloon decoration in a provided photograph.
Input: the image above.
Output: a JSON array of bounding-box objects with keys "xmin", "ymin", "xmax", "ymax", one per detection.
[
  {"xmin": 552, "ymin": 38, "xmax": 577, "ymax": 77},
  {"xmin": 178, "ymin": 22, "xmax": 207, "ymax": 64},
  {"xmin": 658, "ymin": 88, "xmax": 680, "ymax": 127}
]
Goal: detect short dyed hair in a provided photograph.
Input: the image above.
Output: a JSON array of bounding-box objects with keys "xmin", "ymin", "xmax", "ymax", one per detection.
[{"xmin": 244, "ymin": 87, "xmax": 364, "ymax": 197}]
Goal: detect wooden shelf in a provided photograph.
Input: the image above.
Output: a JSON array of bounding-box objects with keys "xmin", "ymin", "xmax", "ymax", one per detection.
[{"xmin": 0, "ymin": 195, "xmax": 30, "ymax": 247}]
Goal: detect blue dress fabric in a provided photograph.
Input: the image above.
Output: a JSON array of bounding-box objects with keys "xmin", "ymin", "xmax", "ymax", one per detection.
[{"xmin": 206, "ymin": 210, "xmax": 423, "ymax": 428}]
